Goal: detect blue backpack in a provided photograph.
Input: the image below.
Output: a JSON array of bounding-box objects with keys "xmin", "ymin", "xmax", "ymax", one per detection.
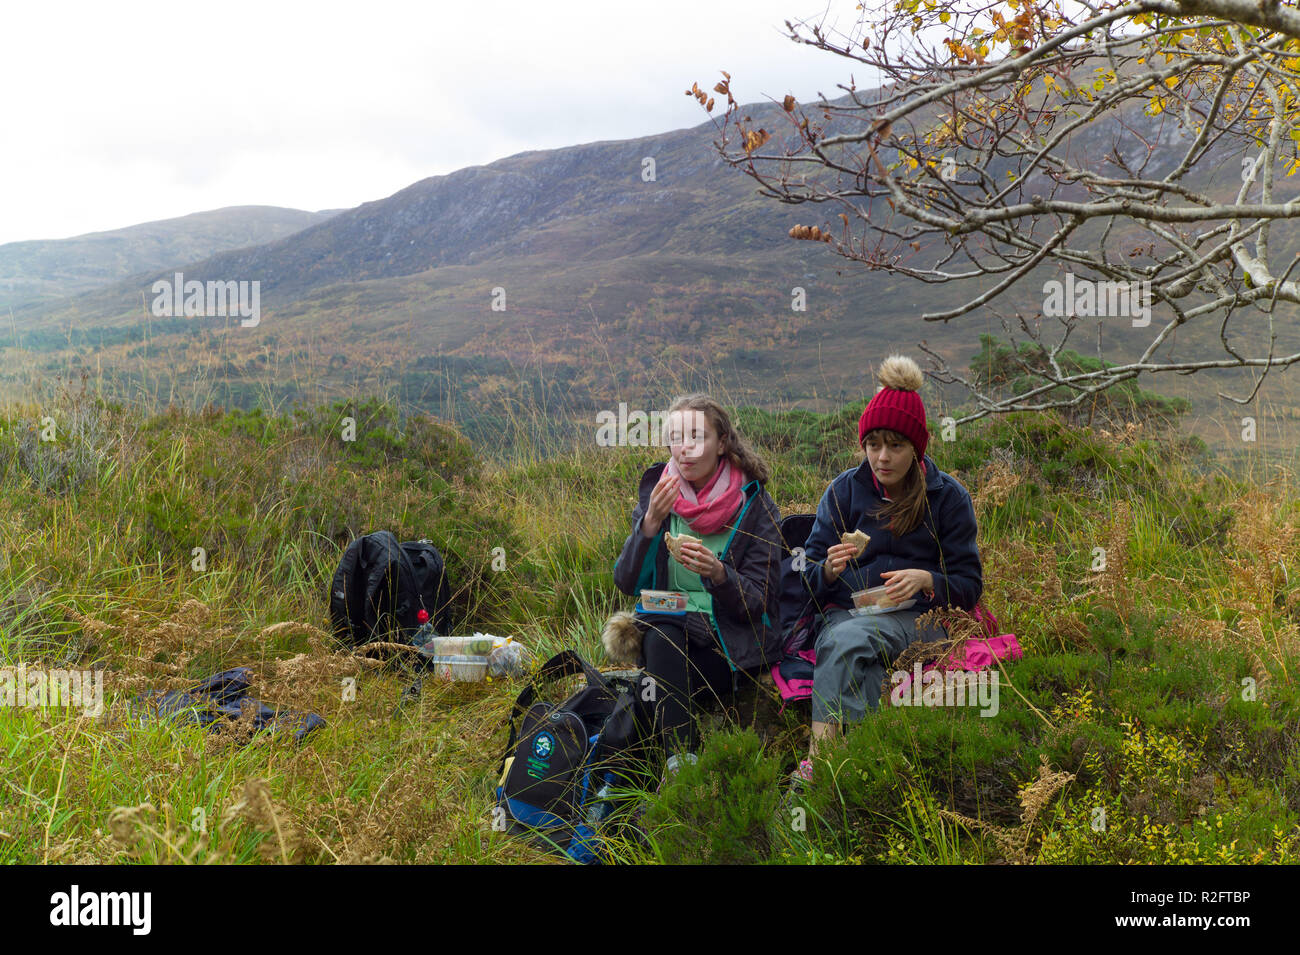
[{"xmin": 494, "ymin": 650, "xmax": 648, "ymax": 863}]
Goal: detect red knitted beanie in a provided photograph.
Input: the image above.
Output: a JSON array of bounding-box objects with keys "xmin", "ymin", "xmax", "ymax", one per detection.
[{"xmin": 857, "ymin": 355, "xmax": 929, "ymax": 459}]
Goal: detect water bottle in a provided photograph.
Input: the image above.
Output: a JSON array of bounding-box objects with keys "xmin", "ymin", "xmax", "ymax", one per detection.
[
  {"xmin": 585, "ymin": 782, "xmax": 613, "ymax": 828},
  {"xmin": 408, "ymin": 608, "xmax": 439, "ymax": 646}
]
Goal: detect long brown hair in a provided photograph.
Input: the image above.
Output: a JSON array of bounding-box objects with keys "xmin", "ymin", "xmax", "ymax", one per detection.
[
  {"xmin": 862, "ymin": 427, "xmax": 928, "ymax": 536},
  {"xmin": 666, "ymin": 394, "xmax": 770, "ymax": 485}
]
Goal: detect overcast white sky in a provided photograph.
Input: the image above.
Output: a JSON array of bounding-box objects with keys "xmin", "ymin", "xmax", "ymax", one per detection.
[{"xmin": 0, "ymin": 0, "xmax": 872, "ymax": 245}]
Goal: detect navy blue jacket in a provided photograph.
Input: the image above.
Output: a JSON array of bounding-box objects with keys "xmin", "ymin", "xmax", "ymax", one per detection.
[
  {"xmin": 613, "ymin": 462, "xmax": 783, "ymax": 672},
  {"xmin": 798, "ymin": 454, "xmax": 982, "ymax": 615}
]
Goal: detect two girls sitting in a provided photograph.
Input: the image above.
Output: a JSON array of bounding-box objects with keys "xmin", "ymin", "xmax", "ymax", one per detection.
[{"xmin": 606, "ymin": 355, "xmax": 983, "ymax": 785}]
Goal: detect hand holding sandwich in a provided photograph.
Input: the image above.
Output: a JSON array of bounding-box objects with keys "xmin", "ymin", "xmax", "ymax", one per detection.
[
  {"xmin": 823, "ymin": 529, "xmax": 871, "ymax": 584},
  {"xmin": 673, "ymin": 536, "xmax": 725, "ymax": 584}
]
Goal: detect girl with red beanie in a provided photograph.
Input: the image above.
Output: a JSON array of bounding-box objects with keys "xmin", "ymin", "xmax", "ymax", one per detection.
[{"xmin": 792, "ymin": 355, "xmax": 982, "ymax": 784}]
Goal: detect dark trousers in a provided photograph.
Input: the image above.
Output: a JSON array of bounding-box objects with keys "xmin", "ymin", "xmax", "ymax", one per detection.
[{"xmin": 636, "ymin": 612, "xmax": 734, "ymax": 756}]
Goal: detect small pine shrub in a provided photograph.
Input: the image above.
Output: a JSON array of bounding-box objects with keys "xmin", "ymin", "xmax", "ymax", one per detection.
[
  {"xmin": 796, "ymin": 702, "xmax": 1045, "ymax": 857},
  {"xmin": 641, "ymin": 728, "xmax": 782, "ymax": 864}
]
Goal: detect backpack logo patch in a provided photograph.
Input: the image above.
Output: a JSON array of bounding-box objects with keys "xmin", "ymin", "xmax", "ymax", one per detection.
[
  {"xmin": 533, "ymin": 732, "xmax": 554, "ymax": 760},
  {"xmin": 526, "ymin": 731, "xmax": 556, "ymax": 779}
]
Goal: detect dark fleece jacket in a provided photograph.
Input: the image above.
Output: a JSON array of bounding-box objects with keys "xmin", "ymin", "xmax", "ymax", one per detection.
[
  {"xmin": 613, "ymin": 462, "xmax": 783, "ymax": 671},
  {"xmin": 798, "ymin": 454, "xmax": 982, "ymax": 615}
]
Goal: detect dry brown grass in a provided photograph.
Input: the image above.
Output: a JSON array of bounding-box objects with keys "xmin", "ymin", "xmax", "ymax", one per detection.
[
  {"xmin": 1223, "ymin": 485, "xmax": 1299, "ymax": 616},
  {"xmin": 1094, "ymin": 499, "xmax": 1135, "ymax": 624},
  {"xmin": 970, "ymin": 452, "xmax": 1024, "ymax": 516},
  {"xmin": 940, "ymin": 755, "xmax": 1076, "ymax": 864},
  {"xmin": 38, "ymin": 595, "xmax": 557, "ymax": 864},
  {"xmin": 985, "ymin": 538, "xmax": 1064, "ymax": 606}
]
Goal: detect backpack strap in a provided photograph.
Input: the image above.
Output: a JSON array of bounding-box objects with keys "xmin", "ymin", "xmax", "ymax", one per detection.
[{"xmin": 499, "ymin": 650, "xmax": 611, "ymax": 773}]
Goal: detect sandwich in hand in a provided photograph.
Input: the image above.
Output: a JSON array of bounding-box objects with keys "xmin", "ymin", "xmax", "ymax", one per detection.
[
  {"xmin": 665, "ymin": 531, "xmax": 702, "ymax": 562},
  {"xmin": 840, "ymin": 529, "xmax": 871, "ymax": 557}
]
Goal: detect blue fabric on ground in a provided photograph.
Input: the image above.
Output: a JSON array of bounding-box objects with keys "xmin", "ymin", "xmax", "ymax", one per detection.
[{"xmin": 134, "ymin": 666, "xmax": 325, "ymax": 743}]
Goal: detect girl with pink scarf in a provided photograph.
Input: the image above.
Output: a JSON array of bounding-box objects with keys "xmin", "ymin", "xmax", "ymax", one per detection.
[{"xmin": 609, "ymin": 395, "xmax": 783, "ymax": 779}]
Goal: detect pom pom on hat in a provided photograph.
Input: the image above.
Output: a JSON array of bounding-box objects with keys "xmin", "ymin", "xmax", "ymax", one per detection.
[{"xmin": 877, "ymin": 354, "xmax": 924, "ymax": 392}]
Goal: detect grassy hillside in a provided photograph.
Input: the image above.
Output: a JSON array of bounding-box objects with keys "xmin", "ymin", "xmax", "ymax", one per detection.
[{"xmin": 1, "ymin": 374, "xmax": 1298, "ymax": 863}]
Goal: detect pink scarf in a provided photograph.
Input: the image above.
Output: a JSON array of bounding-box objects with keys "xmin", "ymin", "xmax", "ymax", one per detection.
[{"xmin": 665, "ymin": 456, "xmax": 747, "ymax": 535}]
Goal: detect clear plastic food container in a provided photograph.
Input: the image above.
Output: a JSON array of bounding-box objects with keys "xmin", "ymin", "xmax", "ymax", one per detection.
[
  {"xmin": 850, "ymin": 585, "xmax": 914, "ymax": 614},
  {"xmin": 428, "ymin": 654, "xmax": 489, "ymax": 681},
  {"xmin": 639, "ymin": 590, "xmax": 688, "ymax": 613}
]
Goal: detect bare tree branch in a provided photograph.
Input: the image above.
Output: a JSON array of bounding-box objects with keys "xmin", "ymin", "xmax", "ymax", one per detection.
[{"xmin": 695, "ymin": 0, "xmax": 1300, "ymax": 423}]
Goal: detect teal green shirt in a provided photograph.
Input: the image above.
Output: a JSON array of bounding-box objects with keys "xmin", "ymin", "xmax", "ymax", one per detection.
[{"xmin": 667, "ymin": 512, "xmax": 734, "ymax": 615}]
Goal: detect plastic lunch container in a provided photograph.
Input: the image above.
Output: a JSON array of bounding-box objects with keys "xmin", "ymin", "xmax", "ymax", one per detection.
[
  {"xmin": 428, "ymin": 654, "xmax": 489, "ymax": 681},
  {"xmin": 852, "ymin": 585, "xmax": 901, "ymax": 610},
  {"xmin": 639, "ymin": 590, "xmax": 688, "ymax": 613}
]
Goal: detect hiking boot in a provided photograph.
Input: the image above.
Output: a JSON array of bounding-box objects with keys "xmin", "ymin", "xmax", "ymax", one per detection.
[
  {"xmin": 666, "ymin": 752, "xmax": 699, "ymax": 771},
  {"xmin": 789, "ymin": 758, "xmax": 814, "ymax": 794},
  {"xmin": 658, "ymin": 752, "xmax": 698, "ymax": 792}
]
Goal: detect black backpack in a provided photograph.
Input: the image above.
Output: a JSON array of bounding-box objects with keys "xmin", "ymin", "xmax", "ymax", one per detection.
[
  {"xmin": 329, "ymin": 531, "xmax": 452, "ymax": 647},
  {"xmin": 777, "ymin": 512, "xmax": 819, "ymax": 645},
  {"xmin": 495, "ymin": 650, "xmax": 652, "ymax": 864}
]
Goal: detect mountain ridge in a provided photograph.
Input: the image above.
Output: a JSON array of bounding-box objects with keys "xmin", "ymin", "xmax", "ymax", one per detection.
[
  {"xmin": 1, "ymin": 205, "xmax": 340, "ymax": 310},
  {"xmin": 5, "ymin": 87, "xmax": 1298, "ymax": 455}
]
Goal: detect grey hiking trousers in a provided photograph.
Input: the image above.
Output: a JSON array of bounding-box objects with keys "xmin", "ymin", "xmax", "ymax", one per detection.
[{"xmin": 811, "ymin": 607, "xmax": 949, "ymax": 723}]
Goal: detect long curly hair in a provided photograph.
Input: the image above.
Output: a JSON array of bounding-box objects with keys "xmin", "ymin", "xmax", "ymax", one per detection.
[{"xmin": 665, "ymin": 394, "xmax": 770, "ymax": 485}]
